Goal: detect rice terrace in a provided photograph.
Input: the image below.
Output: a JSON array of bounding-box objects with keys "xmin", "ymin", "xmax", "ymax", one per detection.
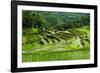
[{"xmin": 22, "ymin": 10, "xmax": 90, "ymax": 62}]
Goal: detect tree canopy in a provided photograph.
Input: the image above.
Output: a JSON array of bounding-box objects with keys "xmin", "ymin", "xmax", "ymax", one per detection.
[{"xmin": 22, "ymin": 10, "xmax": 90, "ymax": 31}]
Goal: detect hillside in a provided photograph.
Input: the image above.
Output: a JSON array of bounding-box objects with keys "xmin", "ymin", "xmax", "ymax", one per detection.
[{"xmin": 22, "ymin": 10, "xmax": 90, "ymax": 62}]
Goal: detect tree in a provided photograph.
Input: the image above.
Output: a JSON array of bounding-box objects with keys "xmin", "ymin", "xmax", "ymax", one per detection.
[
  {"xmin": 22, "ymin": 11, "xmax": 48, "ymax": 31},
  {"xmin": 22, "ymin": 11, "xmax": 34, "ymax": 28}
]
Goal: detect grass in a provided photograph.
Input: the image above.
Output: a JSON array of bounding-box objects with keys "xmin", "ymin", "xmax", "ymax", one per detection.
[
  {"xmin": 22, "ymin": 26, "xmax": 90, "ymax": 62},
  {"xmin": 22, "ymin": 48, "xmax": 90, "ymax": 62}
]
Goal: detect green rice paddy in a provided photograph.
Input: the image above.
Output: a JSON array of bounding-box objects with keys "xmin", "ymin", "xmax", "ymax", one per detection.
[{"xmin": 22, "ymin": 26, "xmax": 90, "ymax": 62}]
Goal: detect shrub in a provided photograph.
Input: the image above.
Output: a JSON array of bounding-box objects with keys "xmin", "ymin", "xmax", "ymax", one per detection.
[{"xmin": 22, "ymin": 36, "xmax": 27, "ymax": 45}]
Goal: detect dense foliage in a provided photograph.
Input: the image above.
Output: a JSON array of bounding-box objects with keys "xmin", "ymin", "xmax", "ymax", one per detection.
[{"xmin": 22, "ymin": 10, "xmax": 90, "ymax": 31}]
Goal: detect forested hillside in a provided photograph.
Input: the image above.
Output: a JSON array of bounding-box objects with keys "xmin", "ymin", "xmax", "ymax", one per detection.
[
  {"xmin": 22, "ymin": 10, "xmax": 90, "ymax": 30},
  {"xmin": 22, "ymin": 10, "xmax": 90, "ymax": 62}
]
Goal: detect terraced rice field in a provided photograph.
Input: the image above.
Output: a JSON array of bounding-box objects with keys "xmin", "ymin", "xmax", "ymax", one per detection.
[{"xmin": 22, "ymin": 26, "xmax": 90, "ymax": 62}]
